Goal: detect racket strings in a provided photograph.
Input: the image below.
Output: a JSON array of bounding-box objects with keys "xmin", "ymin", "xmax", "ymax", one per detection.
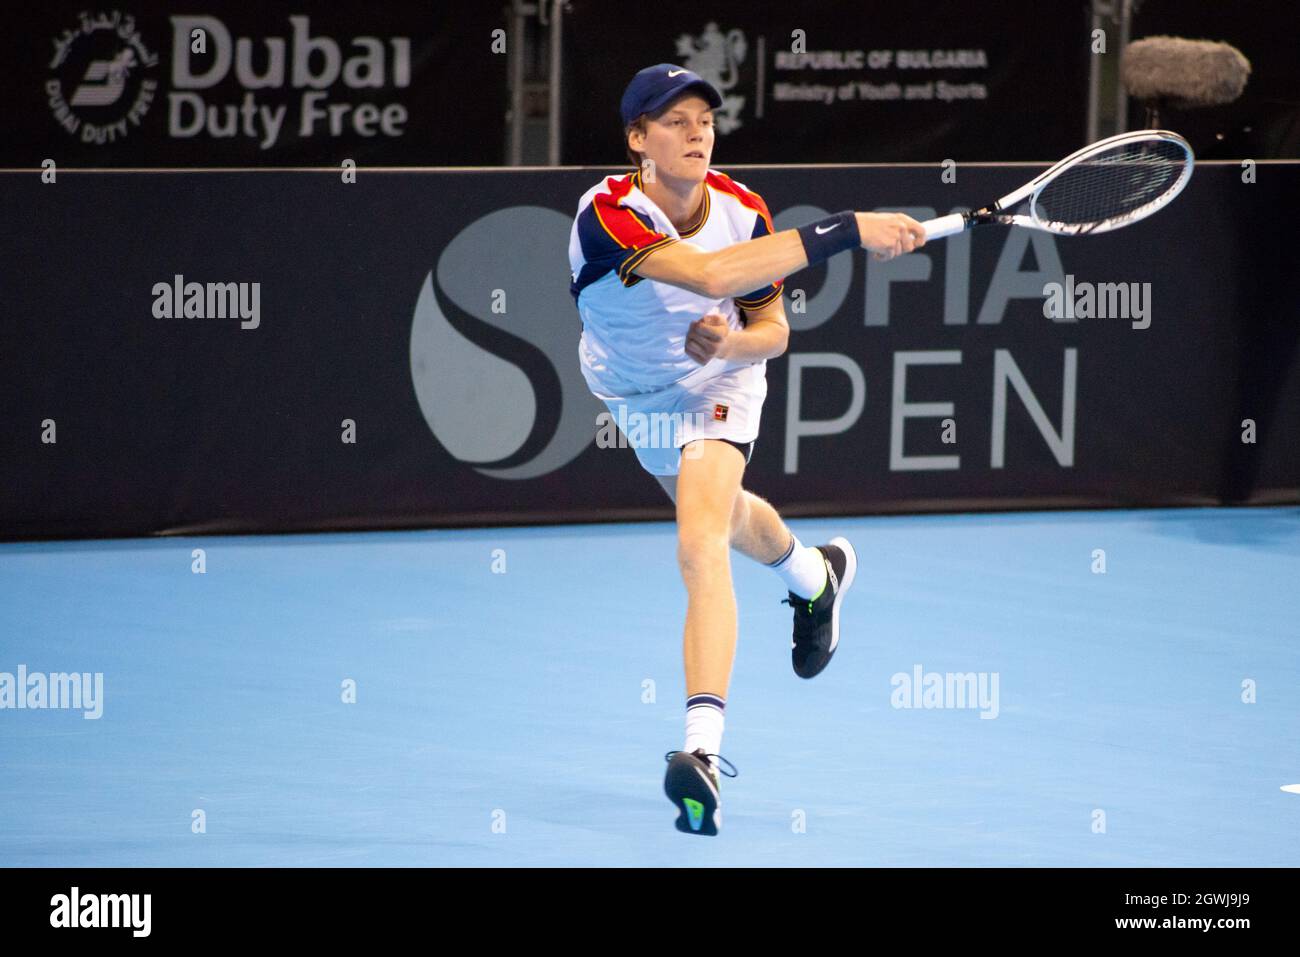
[{"xmin": 1033, "ymin": 140, "xmax": 1189, "ymax": 229}]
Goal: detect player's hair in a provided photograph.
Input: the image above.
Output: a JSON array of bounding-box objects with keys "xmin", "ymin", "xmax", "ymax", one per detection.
[{"xmin": 624, "ymin": 115, "xmax": 650, "ymax": 168}]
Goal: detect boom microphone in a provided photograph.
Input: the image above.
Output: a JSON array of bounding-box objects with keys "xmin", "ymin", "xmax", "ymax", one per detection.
[{"xmin": 1122, "ymin": 36, "xmax": 1251, "ymax": 110}]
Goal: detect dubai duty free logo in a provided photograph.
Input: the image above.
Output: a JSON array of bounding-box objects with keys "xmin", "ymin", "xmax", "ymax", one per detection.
[
  {"xmin": 48, "ymin": 10, "xmax": 159, "ymax": 145},
  {"xmin": 409, "ymin": 207, "xmax": 605, "ymax": 480}
]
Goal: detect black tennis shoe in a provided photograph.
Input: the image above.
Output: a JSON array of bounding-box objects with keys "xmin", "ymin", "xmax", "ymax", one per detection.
[
  {"xmin": 781, "ymin": 536, "xmax": 858, "ymax": 679},
  {"xmin": 663, "ymin": 748, "xmax": 738, "ymax": 836}
]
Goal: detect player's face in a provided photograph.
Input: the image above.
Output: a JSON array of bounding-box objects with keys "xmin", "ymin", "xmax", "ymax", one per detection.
[{"xmin": 637, "ymin": 95, "xmax": 714, "ymax": 183}]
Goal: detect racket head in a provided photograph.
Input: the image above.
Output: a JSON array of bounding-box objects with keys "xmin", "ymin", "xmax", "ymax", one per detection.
[{"xmin": 1027, "ymin": 130, "xmax": 1194, "ymax": 235}]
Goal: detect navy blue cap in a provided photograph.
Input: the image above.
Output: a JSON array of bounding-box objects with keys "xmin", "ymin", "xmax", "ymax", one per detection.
[{"xmin": 620, "ymin": 63, "xmax": 723, "ymax": 126}]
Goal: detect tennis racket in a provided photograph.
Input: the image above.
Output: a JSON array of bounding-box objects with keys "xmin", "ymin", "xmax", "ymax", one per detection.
[{"xmin": 920, "ymin": 130, "xmax": 1194, "ymax": 240}]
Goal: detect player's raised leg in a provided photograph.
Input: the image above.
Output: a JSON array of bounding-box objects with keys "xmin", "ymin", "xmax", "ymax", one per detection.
[
  {"xmin": 734, "ymin": 489, "xmax": 857, "ymax": 679},
  {"xmin": 656, "ymin": 477, "xmax": 809, "ymax": 569},
  {"xmin": 657, "ymin": 476, "xmax": 858, "ymax": 680}
]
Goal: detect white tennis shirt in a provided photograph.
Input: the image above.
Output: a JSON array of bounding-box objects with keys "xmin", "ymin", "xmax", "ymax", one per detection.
[{"xmin": 568, "ymin": 168, "xmax": 783, "ymax": 400}]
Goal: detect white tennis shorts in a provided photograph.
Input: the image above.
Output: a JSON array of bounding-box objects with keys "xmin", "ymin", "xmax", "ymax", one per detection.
[{"xmin": 597, "ymin": 362, "xmax": 768, "ymax": 476}]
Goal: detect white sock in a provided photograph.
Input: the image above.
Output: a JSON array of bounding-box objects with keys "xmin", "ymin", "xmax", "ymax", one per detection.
[
  {"xmin": 767, "ymin": 533, "xmax": 828, "ymax": 600},
  {"xmin": 684, "ymin": 693, "xmax": 725, "ymax": 770}
]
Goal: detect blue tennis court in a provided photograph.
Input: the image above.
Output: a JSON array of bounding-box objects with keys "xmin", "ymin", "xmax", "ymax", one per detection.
[{"xmin": 2, "ymin": 506, "xmax": 1296, "ymax": 867}]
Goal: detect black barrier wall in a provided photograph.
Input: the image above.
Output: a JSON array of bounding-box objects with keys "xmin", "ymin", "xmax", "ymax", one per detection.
[{"xmin": 1, "ymin": 163, "xmax": 1298, "ymax": 539}]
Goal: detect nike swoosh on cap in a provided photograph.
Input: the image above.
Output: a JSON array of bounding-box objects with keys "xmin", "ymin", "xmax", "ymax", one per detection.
[{"xmin": 668, "ymin": 69, "xmax": 688, "ymax": 77}]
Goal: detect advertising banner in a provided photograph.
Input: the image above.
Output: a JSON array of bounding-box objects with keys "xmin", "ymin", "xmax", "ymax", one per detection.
[
  {"xmin": 561, "ymin": 0, "xmax": 1092, "ymax": 164},
  {"xmin": 1, "ymin": 163, "xmax": 1296, "ymax": 539},
  {"xmin": 6, "ymin": 1, "xmax": 509, "ymax": 167}
]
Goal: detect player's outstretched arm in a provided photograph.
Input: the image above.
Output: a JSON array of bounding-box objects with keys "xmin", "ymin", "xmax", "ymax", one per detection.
[{"xmin": 634, "ymin": 211, "xmax": 926, "ymax": 298}]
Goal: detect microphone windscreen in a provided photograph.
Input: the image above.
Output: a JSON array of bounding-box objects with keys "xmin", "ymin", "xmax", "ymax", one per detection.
[{"xmin": 1122, "ymin": 36, "xmax": 1251, "ymax": 108}]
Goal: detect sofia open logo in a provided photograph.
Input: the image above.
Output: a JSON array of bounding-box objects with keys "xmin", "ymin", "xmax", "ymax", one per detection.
[
  {"xmin": 409, "ymin": 207, "xmax": 605, "ymax": 480},
  {"xmin": 47, "ymin": 10, "xmax": 159, "ymax": 145}
]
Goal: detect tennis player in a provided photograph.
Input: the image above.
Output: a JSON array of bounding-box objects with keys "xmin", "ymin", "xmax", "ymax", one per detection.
[{"xmin": 567, "ymin": 63, "xmax": 925, "ymax": 835}]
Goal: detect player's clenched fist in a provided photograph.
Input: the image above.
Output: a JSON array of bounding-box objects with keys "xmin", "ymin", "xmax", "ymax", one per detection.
[
  {"xmin": 684, "ymin": 313, "xmax": 731, "ymax": 365},
  {"xmin": 855, "ymin": 212, "xmax": 927, "ymax": 261}
]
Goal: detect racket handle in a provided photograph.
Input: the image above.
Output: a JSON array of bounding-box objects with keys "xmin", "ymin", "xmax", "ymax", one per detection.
[{"xmin": 920, "ymin": 213, "xmax": 968, "ymax": 240}]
